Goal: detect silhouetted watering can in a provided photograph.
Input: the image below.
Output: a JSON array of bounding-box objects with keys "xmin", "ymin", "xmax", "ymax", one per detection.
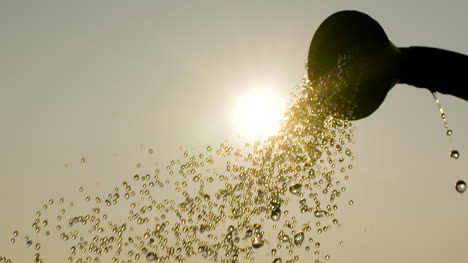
[{"xmin": 307, "ymin": 10, "xmax": 468, "ymax": 120}]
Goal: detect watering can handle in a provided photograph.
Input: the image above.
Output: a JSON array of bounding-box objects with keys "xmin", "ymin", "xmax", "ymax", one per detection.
[{"xmin": 399, "ymin": 46, "xmax": 468, "ymax": 101}]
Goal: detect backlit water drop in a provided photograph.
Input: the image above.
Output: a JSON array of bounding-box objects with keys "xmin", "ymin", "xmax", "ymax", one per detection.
[
  {"xmin": 455, "ymin": 180, "xmax": 466, "ymax": 193},
  {"xmin": 146, "ymin": 252, "xmax": 157, "ymax": 262},
  {"xmin": 450, "ymin": 150, "xmax": 460, "ymax": 159},
  {"xmin": 314, "ymin": 210, "xmax": 328, "ymax": 218},
  {"xmin": 252, "ymin": 236, "xmax": 264, "ymax": 249},
  {"xmin": 271, "ymin": 208, "xmax": 281, "ymax": 221},
  {"xmin": 294, "ymin": 232, "xmax": 305, "ymax": 246},
  {"xmin": 289, "ymin": 184, "xmax": 302, "ymax": 194}
]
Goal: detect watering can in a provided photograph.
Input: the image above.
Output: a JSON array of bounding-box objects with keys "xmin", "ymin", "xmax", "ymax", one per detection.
[{"xmin": 307, "ymin": 10, "xmax": 468, "ymax": 120}]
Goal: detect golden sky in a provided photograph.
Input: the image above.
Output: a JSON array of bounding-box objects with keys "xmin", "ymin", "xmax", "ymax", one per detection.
[{"xmin": 1, "ymin": 1, "xmax": 467, "ymax": 262}]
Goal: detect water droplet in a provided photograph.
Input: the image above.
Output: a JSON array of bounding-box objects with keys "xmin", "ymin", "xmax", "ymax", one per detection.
[
  {"xmin": 252, "ymin": 236, "xmax": 264, "ymax": 249},
  {"xmin": 272, "ymin": 258, "xmax": 282, "ymax": 263},
  {"xmin": 450, "ymin": 150, "xmax": 460, "ymax": 159},
  {"xmin": 80, "ymin": 157, "xmax": 86, "ymax": 163},
  {"xmin": 348, "ymin": 200, "xmax": 354, "ymax": 205},
  {"xmin": 345, "ymin": 148, "xmax": 352, "ymax": 156},
  {"xmin": 289, "ymin": 184, "xmax": 302, "ymax": 194},
  {"xmin": 447, "ymin": 130, "xmax": 452, "ymax": 136},
  {"xmin": 314, "ymin": 210, "xmax": 328, "ymax": 218},
  {"xmin": 148, "ymin": 149, "xmax": 154, "ymax": 155},
  {"xmin": 146, "ymin": 252, "xmax": 157, "ymax": 262},
  {"xmin": 293, "ymin": 232, "xmax": 304, "ymax": 246},
  {"xmin": 299, "ymin": 199, "xmax": 307, "ymax": 205},
  {"xmin": 271, "ymin": 208, "xmax": 281, "ymax": 221},
  {"xmin": 455, "ymin": 180, "xmax": 466, "ymax": 193}
]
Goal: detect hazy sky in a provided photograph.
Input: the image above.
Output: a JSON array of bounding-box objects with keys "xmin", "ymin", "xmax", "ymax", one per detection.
[{"xmin": 1, "ymin": 1, "xmax": 467, "ymax": 262}]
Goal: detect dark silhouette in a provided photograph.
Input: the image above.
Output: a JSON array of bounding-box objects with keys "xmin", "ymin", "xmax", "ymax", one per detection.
[{"xmin": 307, "ymin": 10, "xmax": 468, "ymax": 120}]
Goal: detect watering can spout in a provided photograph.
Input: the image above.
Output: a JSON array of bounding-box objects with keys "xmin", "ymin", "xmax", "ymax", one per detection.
[{"xmin": 308, "ymin": 10, "xmax": 468, "ymax": 121}]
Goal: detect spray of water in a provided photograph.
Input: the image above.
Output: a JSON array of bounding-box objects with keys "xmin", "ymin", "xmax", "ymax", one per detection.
[{"xmin": 4, "ymin": 66, "xmax": 358, "ymax": 263}]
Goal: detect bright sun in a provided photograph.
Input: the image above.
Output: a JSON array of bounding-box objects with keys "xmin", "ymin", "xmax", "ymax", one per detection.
[{"xmin": 232, "ymin": 88, "xmax": 286, "ymax": 140}]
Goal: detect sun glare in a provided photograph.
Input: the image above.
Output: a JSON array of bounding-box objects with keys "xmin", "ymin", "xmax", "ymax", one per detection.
[{"xmin": 232, "ymin": 88, "xmax": 286, "ymax": 140}]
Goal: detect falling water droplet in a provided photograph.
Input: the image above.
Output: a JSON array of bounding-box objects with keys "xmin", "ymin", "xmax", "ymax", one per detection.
[
  {"xmin": 271, "ymin": 208, "xmax": 281, "ymax": 221},
  {"xmin": 289, "ymin": 184, "xmax": 302, "ymax": 194},
  {"xmin": 299, "ymin": 199, "xmax": 307, "ymax": 205},
  {"xmin": 293, "ymin": 232, "xmax": 304, "ymax": 246},
  {"xmin": 455, "ymin": 180, "xmax": 466, "ymax": 193},
  {"xmin": 252, "ymin": 236, "xmax": 264, "ymax": 249},
  {"xmin": 447, "ymin": 130, "xmax": 452, "ymax": 136},
  {"xmin": 450, "ymin": 150, "xmax": 460, "ymax": 159},
  {"xmin": 146, "ymin": 252, "xmax": 157, "ymax": 262},
  {"xmin": 314, "ymin": 210, "xmax": 328, "ymax": 218}
]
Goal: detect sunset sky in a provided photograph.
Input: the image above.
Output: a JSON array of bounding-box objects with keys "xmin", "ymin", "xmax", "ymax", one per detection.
[{"xmin": 1, "ymin": 1, "xmax": 467, "ymax": 262}]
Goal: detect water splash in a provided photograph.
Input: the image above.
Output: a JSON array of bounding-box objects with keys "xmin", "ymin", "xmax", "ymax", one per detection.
[{"xmin": 5, "ymin": 72, "xmax": 357, "ymax": 263}]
